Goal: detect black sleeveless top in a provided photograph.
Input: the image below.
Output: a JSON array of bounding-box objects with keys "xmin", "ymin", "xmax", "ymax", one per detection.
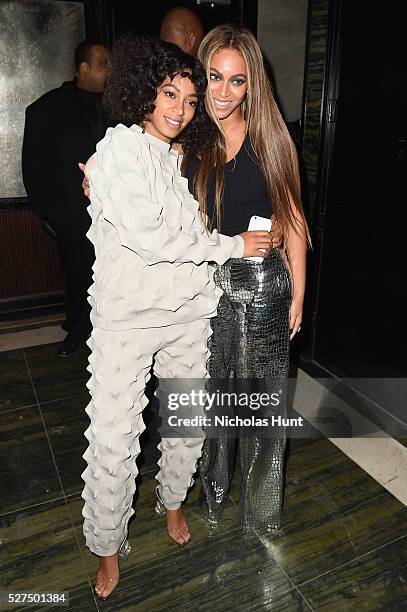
[{"xmin": 184, "ymin": 138, "xmax": 272, "ymax": 236}]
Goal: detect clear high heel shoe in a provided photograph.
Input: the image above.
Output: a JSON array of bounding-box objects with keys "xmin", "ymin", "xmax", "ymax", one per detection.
[
  {"xmin": 155, "ymin": 486, "xmax": 166, "ymax": 516},
  {"xmin": 94, "ymin": 537, "xmax": 131, "ymax": 601},
  {"xmin": 155, "ymin": 486, "xmax": 190, "ymax": 546},
  {"xmin": 118, "ymin": 537, "xmax": 132, "ymax": 561}
]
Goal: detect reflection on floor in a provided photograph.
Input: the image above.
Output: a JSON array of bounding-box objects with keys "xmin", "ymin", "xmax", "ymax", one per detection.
[{"xmin": 1, "ymin": 340, "xmax": 406, "ymax": 611}]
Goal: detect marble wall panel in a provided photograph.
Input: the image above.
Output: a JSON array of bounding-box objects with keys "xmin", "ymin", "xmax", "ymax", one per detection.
[{"xmin": 0, "ymin": 0, "xmax": 85, "ymax": 199}]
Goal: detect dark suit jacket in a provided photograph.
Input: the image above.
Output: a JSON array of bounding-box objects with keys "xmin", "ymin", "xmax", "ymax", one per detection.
[{"xmin": 22, "ymin": 81, "xmax": 106, "ymax": 241}]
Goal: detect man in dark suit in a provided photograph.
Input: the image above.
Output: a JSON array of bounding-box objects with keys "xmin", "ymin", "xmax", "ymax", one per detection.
[{"xmin": 22, "ymin": 40, "xmax": 110, "ymax": 356}]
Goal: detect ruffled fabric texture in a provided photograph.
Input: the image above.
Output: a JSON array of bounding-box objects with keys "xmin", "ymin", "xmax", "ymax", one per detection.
[
  {"xmin": 81, "ymin": 319, "xmax": 210, "ymax": 555},
  {"xmin": 86, "ymin": 124, "xmax": 244, "ymax": 330}
]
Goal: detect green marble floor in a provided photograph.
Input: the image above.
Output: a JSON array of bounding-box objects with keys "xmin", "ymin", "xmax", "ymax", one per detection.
[{"xmin": 1, "ymin": 342, "xmax": 406, "ymax": 611}]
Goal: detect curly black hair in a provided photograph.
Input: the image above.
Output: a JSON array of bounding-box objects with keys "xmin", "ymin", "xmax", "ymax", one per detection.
[{"xmin": 103, "ymin": 33, "xmax": 216, "ymax": 156}]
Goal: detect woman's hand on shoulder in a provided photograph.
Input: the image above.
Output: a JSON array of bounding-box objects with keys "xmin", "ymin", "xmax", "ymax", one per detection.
[
  {"xmin": 171, "ymin": 142, "xmax": 184, "ymax": 155},
  {"xmin": 78, "ymin": 156, "xmax": 95, "ymax": 200}
]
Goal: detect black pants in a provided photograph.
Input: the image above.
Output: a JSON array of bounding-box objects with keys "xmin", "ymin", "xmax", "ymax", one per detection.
[{"xmin": 57, "ymin": 235, "xmax": 94, "ymax": 342}]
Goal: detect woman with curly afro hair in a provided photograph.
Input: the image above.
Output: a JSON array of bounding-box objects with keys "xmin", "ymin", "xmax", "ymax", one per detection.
[{"xmin": 80, "ymin": 33, "xmax": 271, "ymax": 599}]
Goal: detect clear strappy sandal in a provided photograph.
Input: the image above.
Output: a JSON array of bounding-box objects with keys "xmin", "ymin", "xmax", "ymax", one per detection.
[
  {"xmin": 118, "ymin": 537, "xmax": 132, "ymax": 561},
  {"xmin": 94, "ymin": 537, "xmax": 131, "ymax": 600},
  {"xmin": 155, "ymin": 486, "xmax": 190, "ymax": 546}
]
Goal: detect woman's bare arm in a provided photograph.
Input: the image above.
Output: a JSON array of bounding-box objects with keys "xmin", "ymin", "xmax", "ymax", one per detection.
[{"xmin": 284, "ymin": 197, "xmax": 307, "ymax": 339}]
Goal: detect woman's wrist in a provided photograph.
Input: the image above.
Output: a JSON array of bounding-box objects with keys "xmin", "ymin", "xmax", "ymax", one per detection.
[{"xmin": 291, "ymin": 291, "xmax": 304, "ymax": 304}]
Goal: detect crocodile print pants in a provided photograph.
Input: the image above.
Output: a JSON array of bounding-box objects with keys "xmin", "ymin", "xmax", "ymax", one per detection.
[{"xmin": 199, "ymin": 250, "xmax": 291, "ymax": 530}]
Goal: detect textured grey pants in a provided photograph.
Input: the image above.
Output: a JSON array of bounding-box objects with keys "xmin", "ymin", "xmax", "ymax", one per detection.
[
  {"xmin": 81, "ymin": 319, "xmax": 210, "ymax": 556},
  {"xmin": 199, "ymin": 251, "xmax": 291, "ymax": 530}
]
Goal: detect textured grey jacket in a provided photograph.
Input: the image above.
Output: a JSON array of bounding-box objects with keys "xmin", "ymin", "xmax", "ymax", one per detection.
[{"xmin": 86, "ymin": 124, "xmax": 244, "ymax": 330}]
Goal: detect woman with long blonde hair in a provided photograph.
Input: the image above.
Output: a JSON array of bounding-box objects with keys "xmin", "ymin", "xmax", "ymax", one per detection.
[{"xmin": 183, "ymin": 24, "xmax": 310, "ymax": 531}]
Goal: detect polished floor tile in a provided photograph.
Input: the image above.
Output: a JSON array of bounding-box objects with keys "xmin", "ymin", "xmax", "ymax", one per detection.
[
  {"xmin": 250, "ymin": 591, "xmax": 312, "ymax": 612},
  {"xmin": 0, "ymin": 325, "xmax": 65, "ymax": 353},
  {"xmin": 67, "ymin": 477, "xmax": 303, "ymax": 611},
  {"xmin": 0, "ymin": 497, "xmax": 97, "ymax": 612},
  {"xmin": 292, "ymin": 370, "xmax": 407, "ymax": 504},
  {"xmin": 112, "ymin": 535, "xmax": 302, "ymax": 612},
  {"xmin": 24, "ymin": 343, "xmax": 90, "ymax": 404},
  {"xmin": 40, "ymin": 393, "xmax": 90, "ymax": 498},
  {"xmin": 331, "ymin": 436, "xmax": 407, "ymax": 506},
  {"xmin": 1, "ymin": 430, "xmax": 406, "ymax": 610},
  {"xmin": 2, "ymin": 336, "xmax": 407, "ymax": 610},
  {"xmin": 0, "ymin": 349, "xmax": 36, "ymax": 413},
  {"xmin": 255, "ymin": 439, "xmax": 407, "ymax": 586},
  {"xmin": 40, "ymin": 394, "xmax": 162, "ymax": 498},
  {"xmin": 0, "ymin": 405, "xmax": 63, "ymax": 515},
  {"xmin": 298, "ymin": 535, "xmax": 407, "ymax": 610}
]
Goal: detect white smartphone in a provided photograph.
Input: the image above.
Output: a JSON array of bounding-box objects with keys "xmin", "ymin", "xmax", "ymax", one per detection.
[{"xmin": 246, "ymin": 215, "xmax": 272, "ymax": 262}]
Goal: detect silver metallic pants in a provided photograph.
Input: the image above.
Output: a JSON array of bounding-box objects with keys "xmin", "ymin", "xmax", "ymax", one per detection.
[
  {"xmin": 199, "ymin": 250, "xmax": 291, "ymax": 530},
  {"xmin": 82, "ymin": 319, "xmax": 210, "ymax": 556}
]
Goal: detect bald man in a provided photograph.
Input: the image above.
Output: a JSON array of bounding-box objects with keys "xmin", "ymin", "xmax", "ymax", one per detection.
[{"xmin": 160, "ymin": 6, "xmax": 205, "ymax": 56}]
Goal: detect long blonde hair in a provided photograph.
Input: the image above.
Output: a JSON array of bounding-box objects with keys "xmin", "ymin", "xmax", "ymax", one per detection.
[{"xmin": 183, "ymin": 24, "xmax": 310, "ymax": 244}]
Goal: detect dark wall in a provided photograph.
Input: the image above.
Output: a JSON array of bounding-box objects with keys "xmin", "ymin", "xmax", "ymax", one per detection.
[
  {"xmin": 309, "ymin": 0, "xmax": 407, "ymax": 377},
  {"xmin": 102, "ymin": 0, "xmax": 258, "ymax": 45}
]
